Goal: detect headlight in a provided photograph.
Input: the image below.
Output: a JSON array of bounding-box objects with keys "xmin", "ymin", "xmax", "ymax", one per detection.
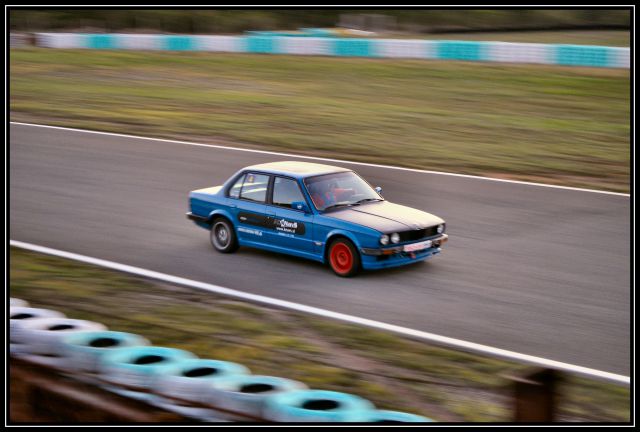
[
  {"xmin": 437, "ymin": 224, "xmax": 445, "ymax": 234},
  {"xmin": 390, "ymin": 233, "xmax": 400, "ymax": 244},
  {"xmin": 380, "ymin": 234, "xmax": 389, "ymax": 245}
]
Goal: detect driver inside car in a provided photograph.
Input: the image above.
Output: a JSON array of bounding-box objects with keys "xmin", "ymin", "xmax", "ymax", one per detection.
[{"xmin": 310, "ymin": 181, "xmax": 355, "ymax": 209}]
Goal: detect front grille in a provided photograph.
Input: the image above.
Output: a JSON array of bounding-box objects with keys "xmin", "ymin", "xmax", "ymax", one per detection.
[{"xmin": 398, "ymin": 226, "xmax": 439, "ymax": 243}]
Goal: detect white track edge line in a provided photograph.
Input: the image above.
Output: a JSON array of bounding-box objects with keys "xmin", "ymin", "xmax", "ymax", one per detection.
[
  {"xmin": 9, "ymin": 239, "xmax": 630, "ymax": 385},
  {"xmin": 10, "ymin": 121, "xmax": 630, "ymax": 197}
]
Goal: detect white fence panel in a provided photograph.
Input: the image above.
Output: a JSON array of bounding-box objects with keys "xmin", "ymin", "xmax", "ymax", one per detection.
[
  {"xmin": 279, "ymin": 37, "xmax": 333, "ymax": 55},
  {"xmin": 486, "ymin": 42, "xmax": 553, "ymax": 64}
]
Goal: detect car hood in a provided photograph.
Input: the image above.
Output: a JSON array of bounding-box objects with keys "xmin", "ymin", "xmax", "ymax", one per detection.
[{"xmin": 325, "ymin": 201, "xmax": 444, "ymax": 233}]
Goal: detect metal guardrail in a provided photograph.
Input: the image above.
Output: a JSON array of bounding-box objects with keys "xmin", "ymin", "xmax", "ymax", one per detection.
[{"xmin": 11, "ymin": 32, "xmax": 630, "ymax": 68}]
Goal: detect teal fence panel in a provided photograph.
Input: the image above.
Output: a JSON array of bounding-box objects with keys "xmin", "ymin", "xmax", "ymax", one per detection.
[
  {"xmin": 164, "ymin": 35, "xmax": 195, "ymax": 51},
  {"xmin": 436, "ymin": 41, "xmax": 485, "ymax": 61},
  {"xmin": 85, "ymin": 34, "xmax": 118, "ymax": 49},
  {"xmin": 555, "ymin": 45, "xmax": 610, "ymax": 67},
  {"xmin": 246, "ymin": 36, "xmax": 279, "ymax": 53},
  {"xmin": 333, "ymin": 39, "xmax": 373, "ymax": 57}
]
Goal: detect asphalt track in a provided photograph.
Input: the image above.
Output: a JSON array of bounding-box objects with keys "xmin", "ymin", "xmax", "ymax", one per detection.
[{"xmin": 9, "ymin": 123, "xmax": 631, "ymax": 375}]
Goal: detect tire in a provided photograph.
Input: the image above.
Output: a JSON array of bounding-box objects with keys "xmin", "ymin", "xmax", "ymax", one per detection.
[
  {"xmin": 152, "ymin": 358, "xmax": 250, "ymax": 403},
  {"xmin": 98, "ymin": 346, "xmax": 196, "ymax": 390},
  {"xmin": 10, "ymin": 298, "xmax": 29, "ymax": 308},
  {"xmin": 61, "ymin": 331, "xmax": 150, "ymax": 373},
  {"xmin": 327, "ymin": 238, "xmax": 361, "ymax": 277},
  {"xmin": 17, "ymin": 317, "xmax": 107, "ymax": 357},
  {"xmin": 210, "ymin": 217, "xmax": 239, "ymax": 253},
  {"xmin": 10, "ymin": 307, "xmax": 66, "ymax": 347},
  {"xmin": 263, "ymin": 389, "xmax": 374, "ymax": 422},
  {"xmin": 206, "ymin": 375, "xmax": 307, "ymax": 418},
  {"xmin": 361, "ymin": 409, "xmax": 434, "ymax": 423}
]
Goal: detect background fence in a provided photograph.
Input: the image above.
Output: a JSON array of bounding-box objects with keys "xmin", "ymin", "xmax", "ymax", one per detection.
[{"xmin": 30, "ymin": 33, "xmax": 631, "ymax": 68}]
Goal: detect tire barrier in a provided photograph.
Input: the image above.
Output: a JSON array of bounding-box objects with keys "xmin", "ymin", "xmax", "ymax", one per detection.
[
  {"xmin": 99, "ymin": 346, "xmax": 197, "ymax": 390},
  {"xmin": 10, "ymin": 307, "xmax": 66, "ymax": 353},
  {"xmin": 32, "ymin": 33, "xmax": 630, "ymax": 68},
  {"xmin": 153, "ymin": 358, "xmax": 251, "ymax": 403},
  {"xmin": 15, "ymin": 317, "xmax": 107, "ymax": 356},
  {"xmin": 9, "ymin": 302, "xmax": 437, "ymax": 422},
  {"xmin": 61, "ymin": 331, "xmax": 150, "ymax": 373},
  {"xmin": 10, "ymin": 297, "xmax": 29, "ymax": 307},
  {"xmin": 207, "ymin": 375, "xmax": 308, "ymax": 418},
  {"xmin": 362, "ymin": 409, "xmax": 434, "ymax": 423},
  {"xmin": 263, "ymin": 389, "xmax": 375, "ymax": 422}
]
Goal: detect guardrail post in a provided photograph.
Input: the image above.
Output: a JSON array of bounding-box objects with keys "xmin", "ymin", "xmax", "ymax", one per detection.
[{"xmin": 511, "ymin": 368, "xmax": 560, "ymax": 422}]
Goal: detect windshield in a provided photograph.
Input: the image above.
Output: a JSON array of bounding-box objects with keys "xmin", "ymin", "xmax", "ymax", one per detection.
[{"xmin": 304, "ymin": 171, "xmax": 383, "ymax": 211}]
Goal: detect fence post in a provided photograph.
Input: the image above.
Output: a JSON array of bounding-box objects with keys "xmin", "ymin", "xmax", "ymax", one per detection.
[{"xmin": 511, "ymin": 368, "xmax": 560, "ymax": 422}]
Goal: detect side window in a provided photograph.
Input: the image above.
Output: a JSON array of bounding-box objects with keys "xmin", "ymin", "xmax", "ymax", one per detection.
[
  {"xmin": 228, "ymin": 174, "xmax": 246, "ymax": 199},
  {"xmin": 239, "ymin": 173, "xmax": 269, "ymax": 203},
  {"xmin": 273, "ymin": 177, "xmax": 305, "ymax": 209}
]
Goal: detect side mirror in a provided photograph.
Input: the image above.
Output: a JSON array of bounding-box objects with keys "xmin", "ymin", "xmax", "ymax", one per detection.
[
  {"xmin": 292, "ymin": 201, "xmax": 310, "ymax": 213},
  {"xmin": 375, "ymin": 186, "xmax": 383, "ymax": 194}
]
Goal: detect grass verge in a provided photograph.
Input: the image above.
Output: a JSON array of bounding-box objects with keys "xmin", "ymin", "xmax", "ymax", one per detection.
[
  {"xmin": 386, "ymin": 30, "xmax": 630, "ymax": 46},
  {"xmin": 9, "ymin": 246, "xmax": 630, "ymax": 422},
  {"xmin": 10, "ymin": 48, "xmax": 629, "ymax": 192}
]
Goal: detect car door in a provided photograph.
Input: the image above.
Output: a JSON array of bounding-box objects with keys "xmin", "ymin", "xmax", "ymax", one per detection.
[
  {"xmin": 228, "ymin": 172, "xmax": 270, "ymax": 245},
  {"xmin": 265, "ymin": 176, "xmax": 315, "ymax": 254}
]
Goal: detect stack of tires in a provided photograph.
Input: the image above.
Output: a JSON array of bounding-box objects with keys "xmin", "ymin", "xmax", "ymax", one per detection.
[{"xmin": 10, "ymin": 298, "xmax": 435, "ymax": 423}]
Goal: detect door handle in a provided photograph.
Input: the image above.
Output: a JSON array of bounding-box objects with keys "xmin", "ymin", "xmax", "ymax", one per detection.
[{"xmin": 230, "ymin": 203, "xmax": 237, "ymax": 208}]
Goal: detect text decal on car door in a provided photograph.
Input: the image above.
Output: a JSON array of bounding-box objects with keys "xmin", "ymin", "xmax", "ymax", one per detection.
[{"xmin": 238, "ymin": 212, "xmax": 306, "ymax": 235}]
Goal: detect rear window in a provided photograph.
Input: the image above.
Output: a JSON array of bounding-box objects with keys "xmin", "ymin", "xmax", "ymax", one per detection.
[{"xmin": 239, "ymin": 173, "xmax": 270, "ymax": 203}]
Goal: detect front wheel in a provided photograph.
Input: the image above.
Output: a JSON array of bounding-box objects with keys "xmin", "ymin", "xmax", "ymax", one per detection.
[
  {"xmin": 328, "ymin": 238, "xmax": 360, "ymax": 277},
  {"xmin": 210, "ymin": 218, "xmax": 239, "ymax": 253}
]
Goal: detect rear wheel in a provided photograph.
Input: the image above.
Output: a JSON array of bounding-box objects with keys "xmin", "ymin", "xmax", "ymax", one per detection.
[
  {"xmin": 328, "ymin": 238, "xmax": 360, "ymax": 277},
  {"xmin": 210, "ymin": 218, "xmax": 238, "ymax": 253}
]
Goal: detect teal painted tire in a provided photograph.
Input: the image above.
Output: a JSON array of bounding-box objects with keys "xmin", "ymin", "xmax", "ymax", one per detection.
[
  {"xmin": 363, "ymin": 409, "xmax": 434, "ymax": 423},
  {"xmin": 263, "ymin": 389, "xmax": 374, "ymax": 422}
]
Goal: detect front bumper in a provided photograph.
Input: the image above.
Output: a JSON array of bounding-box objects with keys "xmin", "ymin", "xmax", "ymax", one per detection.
[{"xmin": 359, "ymin": 234, "xmax": 448, "ymax": 270}]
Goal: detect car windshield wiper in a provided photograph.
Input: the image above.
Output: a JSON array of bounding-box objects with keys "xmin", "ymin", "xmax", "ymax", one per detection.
[
  {"xmin": 322, "ymin": 203, "xmax": 355, "ymax": 211},
  {"xmin": 354, "ymin": 198, "xmax": 384, "ymax": 205}
]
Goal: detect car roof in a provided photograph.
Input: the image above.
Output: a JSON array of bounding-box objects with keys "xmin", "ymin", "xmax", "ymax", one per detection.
[{"xmin": 243, "ymin": 161, "xmax": 350, "ymax": 179}]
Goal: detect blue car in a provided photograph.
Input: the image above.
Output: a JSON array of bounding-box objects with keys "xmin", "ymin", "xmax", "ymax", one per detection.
[{"xmin": 187, "ymin": 161, "xmax": 447, "ymax": 277}]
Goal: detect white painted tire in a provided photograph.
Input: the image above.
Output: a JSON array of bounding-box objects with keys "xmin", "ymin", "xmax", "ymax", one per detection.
[
  {"xmin": 16, "ymin": 317, "xmax": 107, "ymax": 358},
  {"xmin": 152, "ymin": 358, "xmax": 250, "ymax": 404},
  {"xmin": 262, "ymin": 389, "xmax": 375, "ymax": 422},
  {"xmin": 61, "ymin": 331, "xmax": 150, "ymax": 373},
  {"xmin": 98, "ymin": 346, "xmax": 197, "ymax": 390},
  {"xmin": 10, "ymin": 307, "xmax": 66, "ymax": 353},
  {"xmin": 10, "ymin": 298, "xmax": 29, "ymax": 307},
  {"xmin": 206, "ymin": 375, "xmax": 307, "ymax": 418}
]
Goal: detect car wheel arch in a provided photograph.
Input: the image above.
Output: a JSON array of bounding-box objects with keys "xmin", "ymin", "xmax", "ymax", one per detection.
[
  {"xmin": 207, "ymin": 209, "xmax": 235, "ymax": 226},
  {"xmin": 323, "ymin": 231, "xmax": 361, "ymax": 264}
]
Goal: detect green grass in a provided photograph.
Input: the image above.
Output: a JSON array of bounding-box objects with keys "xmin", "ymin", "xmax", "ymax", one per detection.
[
  {"xmin": 9, "ymin": 247, "xmax": 630, "ymax": 422},
  {"xmin": 10, "ymin": 48, "xmax": 629, "ymax": 192}
]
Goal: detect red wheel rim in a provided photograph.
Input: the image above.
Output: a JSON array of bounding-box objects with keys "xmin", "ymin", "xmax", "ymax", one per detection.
[{"xmin": 330, "ymin": 243, "xmax": 353, "ymax": 274}]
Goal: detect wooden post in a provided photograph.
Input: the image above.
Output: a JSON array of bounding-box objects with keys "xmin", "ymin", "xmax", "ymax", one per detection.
[{"xmin": 512, "ymin": 368, "xmax": 560, "ymax": 422}]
